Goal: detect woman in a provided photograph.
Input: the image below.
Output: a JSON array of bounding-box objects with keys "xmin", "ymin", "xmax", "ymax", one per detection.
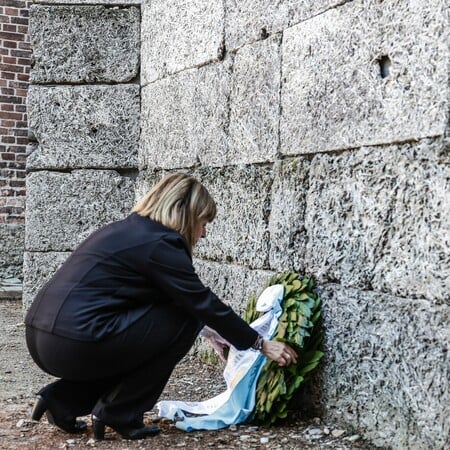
[{"xmin": 25, "ymin": 173, "xmax": 298, "ymax": 440}]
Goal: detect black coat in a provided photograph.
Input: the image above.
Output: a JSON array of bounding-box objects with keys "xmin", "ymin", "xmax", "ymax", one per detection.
[{"xmin": 25, "ymin": 213, "xmax": 258, "ymax": 350}]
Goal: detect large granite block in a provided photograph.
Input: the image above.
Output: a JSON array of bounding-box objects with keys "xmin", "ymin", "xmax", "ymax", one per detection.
[
  {"xmin": 281, "ymin": 0, "xmax": 448, "ymax": 155},
  {"xmin": 269, "ymin": 158, "xmax": 309, "ymax": 272},
  {"xmin": 140, "ymin": 62, "xmax": 231, "ymax": 169},
  {"xmin": 27, "ymin": 85, "xmax": 140, "ymax": 169},
  {"xmin": 371, "ymin": 142, "xmax": 450, "ymax": 304},
  {"xmin": 318, "ymin": 284, "xmax": 449, "ymax": 450},
  {"xmin": 25, "ymin": 170, "xmax": 135, "ymax": 252},
  {"xmin": 22, "ymin": 252, "xmax": 70, "ymax": 311},
  {"xmin": 0, "ymin": 224, "xmax": 24, "ymax": 280},
  {"xmin": 305, "ymin": 140, "xmax": 449, "ymax": 303},
  {"xmin": 30, "ymin": 5, "xmax": 140, "ymax": 83},
  {"xmin": 228, "ymin": 35, "xmax": 281, "ymax": 164},
  {"xmin": 225, "ymin": 0, "xmax": 289, "ymax": 52},
  {"xmin": 141, "ymin": 0, "xmax": 224, "ymax": 84}
]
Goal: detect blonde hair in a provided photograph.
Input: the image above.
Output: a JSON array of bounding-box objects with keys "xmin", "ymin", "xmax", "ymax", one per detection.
[{"xmin": 132, "ymin": 173, "xmax": 217, "ymax": 249}]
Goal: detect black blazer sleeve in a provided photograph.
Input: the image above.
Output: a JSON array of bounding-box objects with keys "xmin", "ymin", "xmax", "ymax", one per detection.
[{"xmin": 146, "ymin": 234, "xmax": 258, "ymax": 350}]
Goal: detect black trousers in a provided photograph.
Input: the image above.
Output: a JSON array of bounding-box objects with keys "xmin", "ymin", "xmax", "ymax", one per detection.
[{"xmin": 26, "ymin": 302, "xmax": 201, "ymax": 427}]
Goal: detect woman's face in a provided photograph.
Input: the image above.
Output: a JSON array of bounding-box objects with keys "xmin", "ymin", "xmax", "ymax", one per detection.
[{"xmin": 195, "ymin": 220, "xmax": 208, "ymax": 244}]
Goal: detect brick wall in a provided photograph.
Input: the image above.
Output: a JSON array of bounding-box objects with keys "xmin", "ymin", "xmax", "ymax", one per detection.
[{"xmin": 0, "ymin": 0, "xmax": 31, "ymax": 225}]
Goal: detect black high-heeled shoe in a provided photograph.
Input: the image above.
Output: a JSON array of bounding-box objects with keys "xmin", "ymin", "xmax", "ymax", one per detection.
[
  {"xmin": 92, "ymin": 416, "xmax": 160, "ymax": 440},
  {"xmin": 31, "ymin": 395, "xmax": 87, "ymax": 433}
]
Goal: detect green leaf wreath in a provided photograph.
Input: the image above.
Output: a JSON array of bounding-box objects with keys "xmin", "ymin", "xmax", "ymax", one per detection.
[{"xmin": 244, "ymin": 271, "xmax": 324, "ymax": 426}]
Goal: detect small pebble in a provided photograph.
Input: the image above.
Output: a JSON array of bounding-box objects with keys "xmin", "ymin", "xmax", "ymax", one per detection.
[
  {"xmin": 347, "ymin": 434, "xmax": 361, "ymax": 442},
  {"xmin": 332, "ymin": 429, "xmax": 346, "ymax": 437},
  {"xmin": 86, "ymin": 438, "xmax": 96, "ymax": 446},
  {"xmin": 323, "ymin": 427, "xmax": 330, "ymax": 435},
  {"xmin": 313, "ymin": 417, "xmax": 321, "ymax": 425},
  {"xmin": 229, "ymin": 425, "xmax": 238, "ymax": 431},
  {"xmin": 260, "ymin": 437, "xmax": 269, "ymax": 444},
  {"xmin": 15, "ymin": 418, "xmax": 25, "ymax": 428},
  {"xmin": 66, "ymin": 439, "xmax": 75, "ymax": 445},
  {"xmin": 308, "ymin": 427, "xmax": 322, "ymax": 435},
  {"xmin": 240, "ymin": 434, "xmax": 251, "ymax": 441}
]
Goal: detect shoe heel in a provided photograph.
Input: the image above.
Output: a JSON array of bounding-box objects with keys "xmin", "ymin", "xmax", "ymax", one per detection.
[
  {"xmin": 31, "ymin": 395, "xmax": 47, "ymax": 421},
  {"xmin": 92, "ymin": 417, "xmax": 106, "ymax": 440}
]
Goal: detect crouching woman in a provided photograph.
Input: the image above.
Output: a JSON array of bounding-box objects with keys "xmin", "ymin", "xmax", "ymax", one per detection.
[{"xmin": 25, "ymin": 173, "xmax": 297, "ymax": 440}]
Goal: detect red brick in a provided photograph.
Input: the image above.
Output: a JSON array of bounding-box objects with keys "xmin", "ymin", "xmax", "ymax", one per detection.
[
  {"xmin": 10, "ymin": 180, "xmax": 24, "ymax": 187},
  {"xmin": 0, "ymin": 111, "xmax": 22, "ymax": 120},
  {"xmin": 1, "ymin": 120, "xmax": 14, "ymax": 127},
  {"xmin": 10, "ymin": 17, "xmax": 27, "ymax": 26},
  {"xmin": 3, "ymin": 40, "xmax": 16, "ymax": 48},
  {"xmin": 0, "ymin": 104, "xmax": 14, "ymax": 111},
  {"xmin": 14, "ymin": 88, "xmax": 27, "ymax": 97},
  {"xmin": 4, "ymin": 8, "xmax": 18, "ymax": 17},
  {"xmin": 17, "ymin": 57, "xmax": 29, "ymax": 65},
  {"xmin": 2, "ymin": 56, "xmax": 16, "ymax": 64},
  {"xmin": 4, "ymin": 1, "xmax": 26, "ymax": 8},
  {"xmin": 0, "ymin": 63, "xmax": 23, "ymax": 73},
  {"xmin": 18, "ymin": 41, "xmax": 29, "ymax": 50},
  {"xmin": 14, "ymin": 104, "xmax": 26, "ymax": 113},
  {"xmin": 1, "ymin": 152, "xmax": 15, "ymax": 161},
  {"xmin": 0, "ymin": 31, "xmax": 23, "ymax": 41},
  {"xmin": 16, "ymin": 137, "xmax": 27, "ymax": 145},
  {"xmin": 1, "ymin": 136, "xmax": 15, "ymax": 143},
  {"xmin": 10, "ymin": 50, "xmax": 28, "ymax": 59},
  {"xmin": 3, "ymin": 24, "xmax": 17, "ymax": 33},
  {"xmin": 0, "ymin": 94, "xmax": 23, "ymax": 103}
]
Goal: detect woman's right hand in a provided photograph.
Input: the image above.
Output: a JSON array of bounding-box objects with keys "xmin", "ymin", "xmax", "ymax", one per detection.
[{"xmin": 261, "ymin": 340, "xmax": 298, "ymax": 367}]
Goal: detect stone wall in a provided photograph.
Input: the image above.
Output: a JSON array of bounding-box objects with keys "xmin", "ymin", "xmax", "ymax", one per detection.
[
  {"xmin": 24, "ymin": 1, "xmax": 449, "ymax": 449},
  {"xmin": 23, "ymin": 1, "xmax": 140, "ymax": 307},
  {"xmin": 0, "ymin": 0, "xmax": 31, "ymax": 285},
  {"xmin": 139, "ymin": 1, "xmax": 449, "ymax": 449}
]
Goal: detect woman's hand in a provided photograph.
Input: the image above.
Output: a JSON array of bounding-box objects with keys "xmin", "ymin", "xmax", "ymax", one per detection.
[
  {"xmin": 200, "ymin": 326, "xmax": 230, "ymax": 362},
  {"xmin": 261, "ymin": 340, "xmax": 298, "ymax": 367}
]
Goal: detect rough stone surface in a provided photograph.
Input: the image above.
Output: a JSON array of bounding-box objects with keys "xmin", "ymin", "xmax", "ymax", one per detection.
[
  {"xmin": 22, "ymin": 252, "xmax": 70, "ymax": 311},
  {"xmin": 25, "ymin": 170, "xmax": 135, "ymax": 252},
  {"xmin": 30, "ymin": 5, "xmax": 140, "ymax": 83},
  {"xmin": 281, "ymin": 0, "xmax": 448, "ymax": 155},
  {"xmin": 305, "ymin": 139, "xmax": 449, "ymax": 303},
  {"xmin": 141, "ymin": 0, "xmax": 224, "ymax": 85},
  {"xmin": 140, "ymin": 62, "xmax": 231, "ymax": 169},
  {"xmin": 27, "ymin": 85, "xmax": 140, "ymax": 169},
  {"xmin": 225, "ymin": 0, "xmax": 348, "ymax": 52},
  {"xmin": 194, "ymin": 166, "xmax": 273, "ymax": 268},
  {"xmin": 225, "ymin": 0, "xmax": 289, "ymax": 52},
  {"xmin": 269, "ymin": 158, "xmax": 309, "ymax": 272},
  {"xmin": 318, "ymin": 284, "xmax": 450, "ymax": 450},
  {"xmin": 136, "ymin": 166, "xmax": 273, "ymax": 268},
  {"xmin": 0, "ymin": 224, "xmax": 24, "ymax": 280},
  {"xmin": 228, "ymin": 35, "xmax": 281, "ymax": 164}
]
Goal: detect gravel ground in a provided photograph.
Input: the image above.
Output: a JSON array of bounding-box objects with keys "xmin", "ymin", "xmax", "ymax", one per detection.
[{"xmin": 0, "ymin": 300, "xmax": 379, "ymax": 450}]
